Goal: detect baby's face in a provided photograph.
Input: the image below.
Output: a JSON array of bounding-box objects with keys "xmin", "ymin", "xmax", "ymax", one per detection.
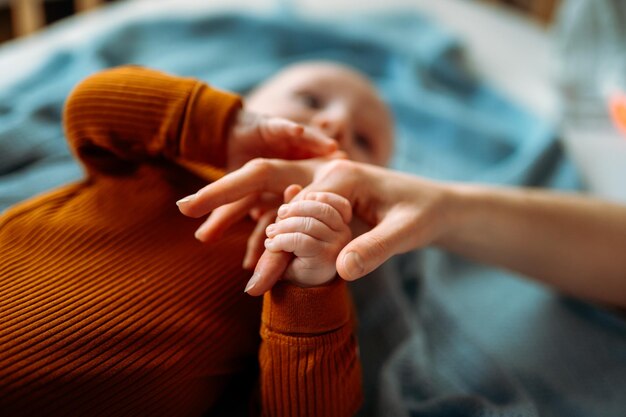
[{"xmin": 246, "ymin": 62, "xmax": 393, "ymax": 166}]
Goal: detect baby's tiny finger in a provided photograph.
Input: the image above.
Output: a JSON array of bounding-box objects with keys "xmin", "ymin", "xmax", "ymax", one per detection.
[
  {"xmin": 302, "ymin": 191, "xmax": 352, "ymax": 224},
  {"xmin": 275, "ymin": 200, "xmax": 346, "ymax": 231},
  {"xmin": 265, "ymin": 119, "xmax": 337, "ymax": 156},
  {"xmin": 264, "ymin": 233, "xmax": 323, "ymax": 257},
  {"xmin": 268, "ymin": 216, "xmax": 334, "ymax": 242},
  {"xmin": 296, "ymin": 125, "xmax": 338, "ymax": 153}
]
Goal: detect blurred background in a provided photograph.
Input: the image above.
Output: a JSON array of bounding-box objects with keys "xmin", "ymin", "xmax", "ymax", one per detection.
[
  {"xmin": 0, "ymin": 0, "xmax": 115, "ymax": 42},
  {"xmin": 0, "ymin": 0, "xmax": 561, "ymax": 42},
  {"xmin": 0, "ymin": 0, "xmax": 624, "ymax": 203}
]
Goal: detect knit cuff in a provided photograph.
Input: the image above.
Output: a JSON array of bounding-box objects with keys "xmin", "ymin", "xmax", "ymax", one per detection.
[
  {"xmin": 179, "ymin": 83, "xmax": 242, "ymax": 168},
  {"xmin": 261, "ymin": 279, "xmax": 351, "ymax": 335}
]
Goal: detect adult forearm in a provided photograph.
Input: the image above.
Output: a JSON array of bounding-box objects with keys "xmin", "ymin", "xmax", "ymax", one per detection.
[{"xmin": 440, "ymin": 185, "xmax": 626, "ymax": 307}]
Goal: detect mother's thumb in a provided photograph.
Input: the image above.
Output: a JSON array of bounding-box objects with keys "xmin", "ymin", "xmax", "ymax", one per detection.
[
  {"xmin": 336, "ymin": 231, "xmax": 392, "ymax": 281},
  {"xmin": 336, "ymin": 215, "xmax": 418, "ymax": 280}
]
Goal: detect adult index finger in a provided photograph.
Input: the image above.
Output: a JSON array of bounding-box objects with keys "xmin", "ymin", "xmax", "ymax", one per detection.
[{"xmin": 177, "ymin": 158, "xmax": 313, "ymax": 218}]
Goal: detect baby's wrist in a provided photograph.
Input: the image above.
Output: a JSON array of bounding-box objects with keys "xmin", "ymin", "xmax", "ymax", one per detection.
[
  {"xmin": 284, "ymin": 261, "xmax": 338, "ymax": 288},
  {"xmin": 286, "ymin": 271, "xmax": 338, "ymax": 289}
]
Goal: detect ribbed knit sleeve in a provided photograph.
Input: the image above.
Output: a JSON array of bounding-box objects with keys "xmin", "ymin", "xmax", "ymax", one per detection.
[
  {"xmin": 259, "ymin": 279, "xmax": 363, "ymax": 417},
  {"xmin": 63, "ymin": 66, "xmax": 242, "ymax": 175}
]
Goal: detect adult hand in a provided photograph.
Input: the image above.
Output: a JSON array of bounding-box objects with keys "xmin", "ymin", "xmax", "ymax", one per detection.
[
  {"xmin": 179, "ymin": 157, "xmax": 626, "ymax": 307},
  {"xmin": 186, "ymin": 155, "xmax": 345, "ymax": 244},
  {"xmin": 177, "ymin": 159, "xmax": 455, "ymax": 294},
  {"xmin": 227, "ymin": 110, "xmax": 338, "ymax": 171}
]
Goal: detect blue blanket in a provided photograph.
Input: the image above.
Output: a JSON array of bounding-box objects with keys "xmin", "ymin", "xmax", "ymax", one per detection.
[
  {"xmin": 0, "ymin": 11, "xmax": 579, "ymax": 209},
  {"xmin": 1, "ymin": 8, "xmax": 624, "ymax": 417}
]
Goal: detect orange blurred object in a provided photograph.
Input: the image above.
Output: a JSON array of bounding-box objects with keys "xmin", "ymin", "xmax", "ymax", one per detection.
[{"xmin": 609, "ymin": 93, "xmax": 626, "ymax": 138}]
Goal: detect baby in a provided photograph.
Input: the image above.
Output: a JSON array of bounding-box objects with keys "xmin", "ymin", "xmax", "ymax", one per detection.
[
  {"xmin": 0, "ymin": 61, "xmax": 393, "ymax": 417},
  {"xmin": 192, "ymin": 62, "xmax": 394, "ymax": 292},
  {"xmin": 246, "ymin": 61, "xmax": 393, "ymax": 167}
]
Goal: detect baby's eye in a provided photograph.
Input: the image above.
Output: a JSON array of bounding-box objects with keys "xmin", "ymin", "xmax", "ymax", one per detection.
[
  {"xmin": 354, "ymin": 132, "xmax": 372, "ymax": 152},
  {"xmin": 296, "ymin": 92, "xmax": 324, "ymax": 110}
]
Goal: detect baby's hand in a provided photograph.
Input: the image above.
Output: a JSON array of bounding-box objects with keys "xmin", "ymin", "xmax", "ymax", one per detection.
[
  {"xmin": 227, "ymin": 110, "xmax": 337, "ymax": 171},
  {"xmin": 263, "ymin": 191, "xmax": 352, "ymax": 287}
]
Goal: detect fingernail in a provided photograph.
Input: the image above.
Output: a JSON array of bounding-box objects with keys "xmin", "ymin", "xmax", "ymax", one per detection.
[
  {"xmin": 264, "ymin": 238, "xmax": 274, "ymax": 249},
  {"xmin": 244, "ymin": 272, "xmax": 261, "ymax": 293},
  {"xmin": 176, "ymin": 194, "xmax": 196, "ymax": 206},
  {"xmin": 277, "ymin": 205, "xmax": 288, "ymax": 217},
  {"xmin": 343, "ymin": 252, "xmax": 364, "ymax": 278},
  {"xmin": 266, "ymin": 224, "xmax": 275, "ymax": 237}
]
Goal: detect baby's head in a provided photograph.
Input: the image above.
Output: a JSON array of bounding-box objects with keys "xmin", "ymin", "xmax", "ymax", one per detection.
[{"xmin": 246, "ymin": 61, "xmax": 393, "ymax": 166}]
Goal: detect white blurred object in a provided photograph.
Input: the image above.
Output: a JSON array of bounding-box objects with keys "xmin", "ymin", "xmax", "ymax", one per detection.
[
  {"xmin": 294, "ymin": 0, "xmax": 560, "ymax": 122},
  {"xmin": 555, "ymin": 0, "xmax": 626, "ymax": 202}
]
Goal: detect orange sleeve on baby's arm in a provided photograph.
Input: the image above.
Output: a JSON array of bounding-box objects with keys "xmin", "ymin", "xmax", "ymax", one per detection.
[
  {"xmin": 259, "ymin": 279, "xmax": 363, "ymax": 417},
  {"xmin": 63, "ymin": 66, "xmax": 242, "ymax": 175}
]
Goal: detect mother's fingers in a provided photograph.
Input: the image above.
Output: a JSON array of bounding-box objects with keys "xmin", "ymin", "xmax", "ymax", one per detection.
[
  {"xmin": 244, "ymin": 250, "xmax": 292, "ymax": 296},
  {"xmin": 177, "ymin": 158, "xmax": 313, "ymax": 218},
  {"xmin": 243, "ymin": 210, "xmax": 276, "ymax": 270},
  {"xmin": 194, "ymin": 194, "xmax": 258, "ymax": 242}
]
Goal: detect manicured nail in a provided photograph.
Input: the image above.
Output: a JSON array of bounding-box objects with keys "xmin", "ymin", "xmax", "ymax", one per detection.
[
  {"xmin": 244, "ymin": 272, "xmax": 261, "ymax": 293},
  {"xmin": 176, "ymin": 194, "xmax": 196, "ymax": 206},
  {"xmin": 343, "ymin": 252, "xmax": 364, "ymax": 278},
  {"xmin": 277, "ymin": 205, "xmax": 288, "ymax": 217}
]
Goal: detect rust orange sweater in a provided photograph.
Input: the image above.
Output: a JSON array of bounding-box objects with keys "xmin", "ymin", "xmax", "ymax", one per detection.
[{"xmin": 0, "ymin": 67, "xmax": 362, "ymax": 417}]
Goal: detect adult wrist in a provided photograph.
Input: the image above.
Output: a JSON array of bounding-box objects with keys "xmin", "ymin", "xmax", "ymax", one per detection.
[{"xmin": 434, "ymin": 182, "xmax": 489, "ymax": 251}]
